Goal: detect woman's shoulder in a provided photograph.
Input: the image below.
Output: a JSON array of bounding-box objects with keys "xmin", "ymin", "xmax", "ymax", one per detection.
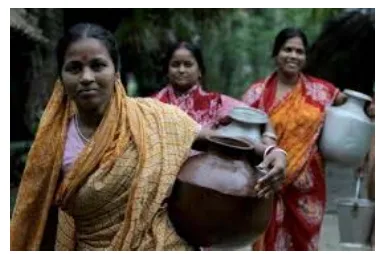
[
  {"xmin": 130, "ymin": 97, "xmax": 200, "ymax": 139},
  {"xmin": 247, "ymin": 78, "xmax": 267, "ymax": 89},
  {"xmin": 302, "ymin": 74, "xmax": 340, "ymax": 104},
  {"xmin": 197, "ymin": 87, "xmax": 221, "ymax": 100},
  {"xmin": 131, "ymin": 97, "xmax": 194, "ymax": 120},
  {"xmin": 151, "ymin": 86, "xmax": 168, "ymax": 99},
  {"xmin": 303, "ymin": 74, "xmax": 337, "ymax": 90},
  {"xmin": 241, "ymin": 77, "xmax": 268, "ymax": 106},
  {"xmin": 220, "ymin": 94, "xmax": 247, "ymax": 107},
  {"xmin": 131, "ymin": 97, "xmax": 177, "ymax": 112},
  {"xmin": 243, "ymin": 76, "xmax": 270, "ymax": 97}
]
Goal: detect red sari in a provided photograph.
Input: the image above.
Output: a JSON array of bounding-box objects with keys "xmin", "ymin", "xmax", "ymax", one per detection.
[
  {"xmin": 242, "ymin": 72, "xmax": 339, "ymax": 250},
  {"xmin": 153, "ymin": 84, "xmax": 247, "ymax": 128}
]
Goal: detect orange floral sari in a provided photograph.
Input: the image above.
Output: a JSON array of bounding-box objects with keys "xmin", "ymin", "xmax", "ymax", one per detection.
[{"xmin": 242, "ymin": 72, "xmax": 339, "ymax": 250}]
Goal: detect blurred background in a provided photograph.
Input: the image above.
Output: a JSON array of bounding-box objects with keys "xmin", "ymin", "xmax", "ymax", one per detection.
[{"xmin": 10, "ymin": 8, "xmax": 375, "ymax": 249}]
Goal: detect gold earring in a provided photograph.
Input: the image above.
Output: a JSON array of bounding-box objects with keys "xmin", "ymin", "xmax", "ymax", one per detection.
[{"xmin": 116, "ymin": 78, "xmax": 122, "ymax": 86}]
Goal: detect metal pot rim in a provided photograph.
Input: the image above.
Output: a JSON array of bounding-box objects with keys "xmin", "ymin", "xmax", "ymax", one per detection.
[
  {"xmin": 336, "ymin": 197, "xmax": 375, "ymax": 207},
  {"xmin": 344, "ymin": 89, "xmax": 372, "ymax": 102},
  {"xmin": 229, "ymin": 107, "xmax": 268, "ymax": 124}
]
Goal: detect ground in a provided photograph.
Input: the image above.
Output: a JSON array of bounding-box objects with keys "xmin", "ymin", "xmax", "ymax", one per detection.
[
  {"xmin": 319, "ymin": 213, "xmax": 372, "ymax": 251},
  {"xmin": 10, "ymin": 187, "xmax": 373, "ymax": 251}
]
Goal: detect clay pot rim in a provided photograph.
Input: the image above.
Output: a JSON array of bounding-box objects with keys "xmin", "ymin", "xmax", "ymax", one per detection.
[{"xmin": 206, "ymin": 134, "xmax": 254, "ymax": 151}]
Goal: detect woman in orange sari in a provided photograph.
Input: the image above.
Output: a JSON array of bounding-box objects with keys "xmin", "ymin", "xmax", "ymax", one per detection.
[{"xmin": 242, "ymin": 27, "xmax": 347, "ymax": 251}]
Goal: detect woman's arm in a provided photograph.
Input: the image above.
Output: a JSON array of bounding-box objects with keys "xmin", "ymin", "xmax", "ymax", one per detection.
[
  {"xmin": 261, "ymin": 120, "xmax": 277, "ymax": 146},
  {"xmin": 333, "ymin": 91, "xmax": 347, "ymax": 106}
]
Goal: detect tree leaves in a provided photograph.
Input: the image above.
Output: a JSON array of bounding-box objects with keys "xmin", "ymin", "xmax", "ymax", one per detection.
[{"xmin": 114, "ymin": 9, "xmax": 350, "ymax": 98}]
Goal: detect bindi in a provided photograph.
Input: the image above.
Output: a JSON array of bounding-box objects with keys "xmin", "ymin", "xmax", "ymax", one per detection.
[{"xmin": 79, "ymin": 53, "xmax": 90, "ymax": 62}]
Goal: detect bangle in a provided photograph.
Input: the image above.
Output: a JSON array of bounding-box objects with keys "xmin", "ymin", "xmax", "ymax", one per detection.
[
  {"xmin": 272, "ymin": 148, "xmax": 288, "ymax": 157},
  {"xmin": 264, "ymin": 145, "xmax": 276, "ymax": 158},
  {"xmin": 262, "ymin": 131, "xmax": 277, "ymax": 140}
]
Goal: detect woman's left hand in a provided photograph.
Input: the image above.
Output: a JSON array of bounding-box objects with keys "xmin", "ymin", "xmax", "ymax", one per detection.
[
  {"xmin": 366, "ymin": 98, "xmax": 374, "ymax": 119},
  {"xmin": 254, "ymin": 149, "xmax": 287, "ymax": 198},
  {"xmin": 333, "ymin": 91, "xmax": 347, "ymax": 106}
]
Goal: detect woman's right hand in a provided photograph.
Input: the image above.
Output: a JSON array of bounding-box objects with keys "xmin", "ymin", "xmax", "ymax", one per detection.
[{"xmin": 254, "ymin": 148, "xmax": 287, "ymax": 198}]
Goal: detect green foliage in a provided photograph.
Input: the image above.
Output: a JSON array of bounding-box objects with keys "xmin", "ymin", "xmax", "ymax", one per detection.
[{"xmin": 114, "ymin": 8, "xmax": 345, "ymax": 99}]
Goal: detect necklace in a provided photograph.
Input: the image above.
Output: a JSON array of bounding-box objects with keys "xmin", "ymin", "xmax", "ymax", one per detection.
[{"xmin": 74, "ymin": 114, "xmax": 90, "ymax": 143}]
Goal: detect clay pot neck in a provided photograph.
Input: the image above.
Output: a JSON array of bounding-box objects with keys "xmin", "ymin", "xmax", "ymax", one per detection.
[{"xmin": 206, "ymin": 135, "xmax": 254, "ymax": 159}]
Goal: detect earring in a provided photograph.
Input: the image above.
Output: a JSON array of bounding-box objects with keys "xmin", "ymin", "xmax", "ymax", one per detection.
[{"xmin": 116, "ymin": 78, "xmax": 122, "ymax": 86}]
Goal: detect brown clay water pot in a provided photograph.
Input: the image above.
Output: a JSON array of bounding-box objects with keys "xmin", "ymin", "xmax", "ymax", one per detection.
[{"xmin": 167, "ymin": 135, "xmax": 273, "ymax": 248}]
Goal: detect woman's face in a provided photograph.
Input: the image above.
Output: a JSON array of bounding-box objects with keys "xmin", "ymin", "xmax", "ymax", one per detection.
[
  {"xmin": 168, "ymin": 48, "xmax": 202, "ymax": 91},
  {"xmin": 275, "ymin": 36, "xmax": 306, "ymax": 76},
  {"xmin": 61, "ymin": 38, "xmax": 116, "ymax": 113}
]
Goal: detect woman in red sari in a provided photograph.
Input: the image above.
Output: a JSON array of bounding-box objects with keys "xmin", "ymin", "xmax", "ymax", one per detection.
[
  {"xmin": 153, "ymin": 42, "xmax": 256, "ymax": 129},
  {"xmin": 242, "ymin": 27, "xmax": 347, "ymax": 251},
  {"xmin": 154, "ymin": 41, "xmax": 289, "ymax": 250}
]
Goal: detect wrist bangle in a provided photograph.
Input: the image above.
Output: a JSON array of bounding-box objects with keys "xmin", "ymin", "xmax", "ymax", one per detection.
[
  {"xmin": 262, "ymin": 132, "xmax": 277, "ymax": 140},
  {"xmin": 264, "ymin": 145, "xmax": 276, "ymax": 158},
  {"xmin": 273, "ymin": 148, "xmax": 288, "ymax": 157}
]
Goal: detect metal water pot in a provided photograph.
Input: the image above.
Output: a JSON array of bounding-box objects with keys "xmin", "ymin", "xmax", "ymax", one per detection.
[
  {"xmin": 336, "ymin": 175, "xmax": 375, "ymax": 249},
  {"xmin": 216, "ymin": 107, "xmax": 268, "ymax": 142},
  {"xmin": 320, "ymin": 89, "xmax": 374, "ymax": 170}
]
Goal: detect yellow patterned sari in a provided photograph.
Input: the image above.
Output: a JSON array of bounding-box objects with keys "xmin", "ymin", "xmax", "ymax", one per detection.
[{"xmin": 10, "ymin": 80, "xmax": 199, "ymax": 250}]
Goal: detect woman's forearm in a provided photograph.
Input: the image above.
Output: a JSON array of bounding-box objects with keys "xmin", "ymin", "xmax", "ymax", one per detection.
[
  {"xmin": 261, "ymin": 120, "xmax": 277, "ymax": 146},
  {"xmin": 252, "ymin": 142, "xmax": 271, "ymax": 157}
]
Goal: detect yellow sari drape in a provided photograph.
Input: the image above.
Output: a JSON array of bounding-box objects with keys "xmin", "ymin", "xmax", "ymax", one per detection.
[
  {"xmin": 268, "ymin": 82, "xmax": 324, "ymax": 185},
  {"xmin": 10, "ymin": 80, "xmax": 199, "ymax": 250}
]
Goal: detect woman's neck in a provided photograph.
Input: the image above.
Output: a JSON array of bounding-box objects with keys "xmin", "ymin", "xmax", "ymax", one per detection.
[
  {"xmin": 171, "ymin": 83, "xmax": 198, "ymax": 97},
  {"xmin": 76, "ymin": 109, "xmax": 103, "ymax": 129},
  {"xmin": 173, "ymin": 89, "xmax": 187, "ymax": 97},
  {"xmin": 277, "ymin": 71, "xmax": 299, "ymax": 86}
]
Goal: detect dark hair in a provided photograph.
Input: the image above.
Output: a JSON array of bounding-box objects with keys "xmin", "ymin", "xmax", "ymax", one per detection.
[
  {"xmin": 56, "ymin": 23, "xmax": 120, "ymax": 76},
  {"xmin": 304, "ymin": 10, "xmax": 375, "ymax": 96},
  {"xmin": 272, "ymin": 27, "xmax": 308, "ymax": 57},
  {"xmin": 163, "ymin": 41, "xmax": 206, "ymax": 77}
]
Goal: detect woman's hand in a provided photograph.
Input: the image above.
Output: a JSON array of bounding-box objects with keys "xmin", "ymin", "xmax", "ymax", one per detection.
[
  {"xmin": 333, "ymin": 91, "xmax": 347, "ymax": 106},
  {"xmin": 366, "ymin": 98, "xmax": 374, "ymax": 119},
  {"xmin": 333, "ymin": 91, "xmax": 374, "ymax": 119},
  {"xmin": 254, "ymin": 148, "xmax": 287, "ymax": 198}
]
